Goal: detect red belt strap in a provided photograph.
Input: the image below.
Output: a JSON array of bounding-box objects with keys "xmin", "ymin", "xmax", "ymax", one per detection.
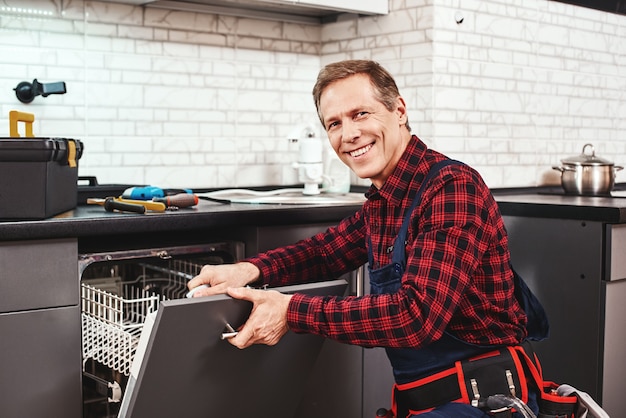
[{"xmin": 392, "ymin": 343, "xmax": 539, "ymax": 417}]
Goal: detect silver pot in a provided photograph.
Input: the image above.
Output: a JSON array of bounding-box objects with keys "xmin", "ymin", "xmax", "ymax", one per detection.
[{"xmin": 552, "ymin": 143, "xmax": 623, "ymax": 196}]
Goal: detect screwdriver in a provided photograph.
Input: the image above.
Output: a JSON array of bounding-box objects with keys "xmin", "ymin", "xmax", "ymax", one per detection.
[
  {"xmin": 153, "ymin": 193, "xmax": 199, "ymax": 208},
  {"xmin": 87, "ymin": 197, "xmax": 166, "ymax": 213},
  {"xmin": 103, "ymin": 197, "xmax": 146, "ymax": 214}
]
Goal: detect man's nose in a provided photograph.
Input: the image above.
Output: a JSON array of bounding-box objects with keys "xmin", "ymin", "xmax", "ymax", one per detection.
[{"xmin": 341, "ymin": 120, "xmax": 360, "ymax": 142}]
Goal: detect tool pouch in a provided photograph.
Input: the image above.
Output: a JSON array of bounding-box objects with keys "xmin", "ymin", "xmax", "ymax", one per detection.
[
  {"xmin": 387, "ymin": 344, "xmax": 585, "ymax": 418},
  {"xmin": 512, "ymin": 347, "xmax": 578, "ymax": 418},
  {"xmin": 537, "ymin": 382, "xmax": 577, "ymax": 418},
  {"xmin": 460, "ymin": 348, "xmax": 527, "ymax": 406},
  {"xmin": 388, "ymin": 346, "xmax": 532, "ymax": 417}
]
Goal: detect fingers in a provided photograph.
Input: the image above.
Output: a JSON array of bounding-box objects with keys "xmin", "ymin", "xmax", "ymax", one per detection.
[
  {"xmin": 187, "ymin": 264, "xmax": 216, "ymax": 289},
  {"xmin": 187, "ymin": 262, "xmax": 262, "ymax": 298},
  {"xmin": 186, "ymin": 265, "xmax": 238, "ymax": 297},
  {"xmin": 225, "ymin": 287, "xmax": 292, "ymax": 349},
  {"xmin": 226, "ymin": 286, "xmax": 254, "ymax": 301}
]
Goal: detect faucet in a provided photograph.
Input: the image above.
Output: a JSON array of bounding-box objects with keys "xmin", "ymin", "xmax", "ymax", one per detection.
[
  {"xmin": 14, "ymin": 79, "xmax": 67, "ymax": 104},
  {"xmin": 287, "ymin": 123, "xmax": 324, "ymax": 195}
]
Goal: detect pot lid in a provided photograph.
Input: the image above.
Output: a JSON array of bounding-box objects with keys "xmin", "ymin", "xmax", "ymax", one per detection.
[{"xmin": 561, "ymin": 143, "xmax": 614, "ymax": 166}]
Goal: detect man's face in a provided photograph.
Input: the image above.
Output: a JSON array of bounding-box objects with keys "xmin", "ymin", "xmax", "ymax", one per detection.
[{"xmin": 319, "ymin": 74, "xmax": 410, "ymax": 189}]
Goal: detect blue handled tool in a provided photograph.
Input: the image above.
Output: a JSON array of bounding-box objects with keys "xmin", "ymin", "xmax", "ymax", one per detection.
[
  {"xmin": 122, "ymin": 186, "xmax": 193, "ymax": 200},
  {"xmin": 122, "ymin": 186, "xmax": 165, "ymax": 200}
]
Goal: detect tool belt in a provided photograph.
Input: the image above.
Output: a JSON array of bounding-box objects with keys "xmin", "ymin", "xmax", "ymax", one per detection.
[{"xmin": 388, "ymin": 343, "xmax": 577, "ymax": 418}]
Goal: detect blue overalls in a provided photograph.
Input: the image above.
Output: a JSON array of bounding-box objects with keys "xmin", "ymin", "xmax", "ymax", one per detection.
[{"xmin": 367, "ymin": 160, "xmax": 540, "ymax": 417}]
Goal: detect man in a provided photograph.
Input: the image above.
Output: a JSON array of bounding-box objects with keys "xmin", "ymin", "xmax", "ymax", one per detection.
[{"xmin": 189, "ymin": 60, "xmax": 540, "ymax": 417}]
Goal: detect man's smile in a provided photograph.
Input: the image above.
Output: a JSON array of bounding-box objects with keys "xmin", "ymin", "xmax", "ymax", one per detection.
[{"xmin": 348, "ymin": 143, "xmax": 373, "ymax": 158}]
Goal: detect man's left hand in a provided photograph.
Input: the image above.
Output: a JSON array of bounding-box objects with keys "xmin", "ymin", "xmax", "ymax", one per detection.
[{"xmin": 225, "ymin": 287, "xmax": 293, "ymax": 349}]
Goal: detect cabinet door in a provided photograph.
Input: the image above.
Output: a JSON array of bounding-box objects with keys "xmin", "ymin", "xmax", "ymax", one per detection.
[
  {"xmin": 255, "ymin": 225, "xmax": 362, "ymax": 417},
  {"xmin": 602, "ymin": 279, "xmax": 626, "ymax": 417},
  {"xmin": 255, "ymin": 224, "xmax": 395, "ymax": 418},
  {"xmin": 503, "ymin": 216, "xmax": 604, "ymax": 398},
  {"xmin": 0, "ymin": 306, "xmax": 82, "ymax": 418},
  {"xmin": 605, "ymin": 223, "xmax": 626, "ymax": 281},
  {"xmin": 0, "ymin": 238, "xmax": 78, "ymax": 313}
]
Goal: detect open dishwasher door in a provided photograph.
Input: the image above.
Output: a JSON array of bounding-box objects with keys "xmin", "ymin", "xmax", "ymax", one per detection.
[{"xmin": 118, "ymin": 279, "xmax": 348, "ymax": 418}]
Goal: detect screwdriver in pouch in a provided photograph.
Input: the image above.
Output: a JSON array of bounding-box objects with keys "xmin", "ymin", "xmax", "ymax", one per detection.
[{"xmin": 153, "ymin": 193, "xmax": 199, "ymax": 208}]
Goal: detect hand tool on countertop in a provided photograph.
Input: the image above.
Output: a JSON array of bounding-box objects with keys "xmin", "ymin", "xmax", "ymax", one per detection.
[
  {"xmin": 122, "ymin": 186, "xmax": 193, "ymax": 200},
  {"xmin": 86, "ymin": 197, "xmax": 145, "ymax": 214},
  {"xmin": 152, "ymin": 193, "xmax": 198, "ymax": 208},
  {"xmin": 87, "ymin": 197, "xmax": 166, "ymax": 213}
]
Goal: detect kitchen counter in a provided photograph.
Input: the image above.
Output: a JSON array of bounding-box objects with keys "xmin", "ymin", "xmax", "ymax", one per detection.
[
  {"xmin": 494, "ymin": 191, "xmax": 626, "ymax": 223},
  {"xmin": 3, "ymin": 185, "xmax": 626, "ymax": 244},
  {"xmin": 0, "ymin": 198, "xmax": 364, "ymax": 243}
]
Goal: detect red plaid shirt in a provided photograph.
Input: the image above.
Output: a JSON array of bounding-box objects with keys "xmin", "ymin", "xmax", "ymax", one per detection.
[{"xmin": 247, "ymin": 136, "xmax": 527, "ymax": 349}]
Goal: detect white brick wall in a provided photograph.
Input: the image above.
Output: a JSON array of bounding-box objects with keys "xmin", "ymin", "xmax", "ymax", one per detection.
[{"xmin": 1, "ymin": 0, "xmax": 624, "ymax": 189}]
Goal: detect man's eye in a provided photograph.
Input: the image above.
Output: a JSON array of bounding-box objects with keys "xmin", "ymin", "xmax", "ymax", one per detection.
[
  {"xmin": 355, "ymin": 112, "xmax": 368, "ymax": 118},
  {"xmin": 327, "ymin": 121, "xmax": 339, "ymax": 129}
]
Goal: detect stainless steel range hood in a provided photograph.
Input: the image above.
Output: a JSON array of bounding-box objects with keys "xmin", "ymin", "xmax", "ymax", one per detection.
[{"xmin": 104, "ymin": 0, "xmax": 388, "ymax": 24}]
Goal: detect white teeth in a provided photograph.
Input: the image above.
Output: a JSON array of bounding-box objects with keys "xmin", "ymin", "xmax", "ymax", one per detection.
[{"xmin": 350, "ymin": 144, "xmax": 372, "ymax": 157}]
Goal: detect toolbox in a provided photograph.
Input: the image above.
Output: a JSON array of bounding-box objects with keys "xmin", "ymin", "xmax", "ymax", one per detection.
[{"xmin": 0, "ymin": 110, "xmax": 83, "ymax": 219}]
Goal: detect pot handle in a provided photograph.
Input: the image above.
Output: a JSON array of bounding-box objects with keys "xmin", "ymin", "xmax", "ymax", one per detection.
[
  {"xmin": 614, "ymin": 165, "xmax": 624, "ymax": 172},
  {"xmin": 582, "ymin": 143, "xmax": 595, "ymax": 157},
  {"xmin": 552, "ymin": 165, "xmax": 575, "ymax": 172}
]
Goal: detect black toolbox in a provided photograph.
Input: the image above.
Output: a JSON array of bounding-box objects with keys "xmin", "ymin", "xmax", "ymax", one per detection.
[{"xmin": 0, "ymin": 111, "xmax": 83, "ymax": 219}]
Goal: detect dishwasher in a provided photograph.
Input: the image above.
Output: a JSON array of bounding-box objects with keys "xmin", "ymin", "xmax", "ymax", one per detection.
[{"xmin": 78, "ymin": 241, "xmax": 348, "ymax": 418}]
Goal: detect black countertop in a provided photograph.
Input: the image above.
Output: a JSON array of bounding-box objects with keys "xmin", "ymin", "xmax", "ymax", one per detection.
[
  {"xmin": 494, "ymin": 192, "xmax": 626, "ymax": 223},
  {"xmin": 0, "ymin": 199, "xmax": 364, "ymax": 242},
  {"xmin": 2, "ymin": 185, "xmax": 626, "ymax": 243},
  {"xmin": 492, "ymin": 184, "xmax": 626, "ymax": 223}
]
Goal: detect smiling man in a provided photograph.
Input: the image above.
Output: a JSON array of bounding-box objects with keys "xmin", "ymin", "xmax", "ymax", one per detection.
[{"xmin": 189, "ymin": 60, "xmax": 543, "ymax": 417}]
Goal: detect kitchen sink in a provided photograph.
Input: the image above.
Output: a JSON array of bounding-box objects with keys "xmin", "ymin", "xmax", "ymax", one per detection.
[{"xmin": 198, "ymin": 188, "xmax": 366, "ymax": 205}]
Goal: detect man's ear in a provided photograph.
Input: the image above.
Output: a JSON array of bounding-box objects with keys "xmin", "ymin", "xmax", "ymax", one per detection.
[{"xmin": 396, "ymin": 97, "xmax": 408, "ymax": 126}]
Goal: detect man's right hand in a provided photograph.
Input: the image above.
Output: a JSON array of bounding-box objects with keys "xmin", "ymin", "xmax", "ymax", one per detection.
[{"xmin": 187, "ymin": 262, "xmax": 261, "ymax": 297}]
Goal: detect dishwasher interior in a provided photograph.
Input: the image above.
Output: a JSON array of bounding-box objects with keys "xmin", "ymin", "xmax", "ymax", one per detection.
[{"xmin": 78, "ymin": 242, "xmax": 244, "ymax": 418}]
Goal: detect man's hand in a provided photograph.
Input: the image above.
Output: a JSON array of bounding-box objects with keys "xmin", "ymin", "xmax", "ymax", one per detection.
[
  {"xmin": 225, "ymin": 287, "xmax": 293, "ymax": 349},
  {"xmin": 187, "ymin": 262, "xmax": 260, "ymax": 297}
]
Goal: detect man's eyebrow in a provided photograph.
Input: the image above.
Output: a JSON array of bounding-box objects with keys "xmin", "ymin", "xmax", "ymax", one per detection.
[{"xmin": 323, "ymin": 103, "xmax": 371, "ymax": 126}]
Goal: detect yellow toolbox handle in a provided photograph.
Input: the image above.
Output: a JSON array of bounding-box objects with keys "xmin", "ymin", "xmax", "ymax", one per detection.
[
  {"xmin": 8, "ymin": 110, "xmax": 78, "ymax": 168},
  {"xmin": 67, "ymin": 139, "xmax": 77, "ymax": 168},
  {"xmin": 9, "ymin": 110, "xmax": 35, "ymax": 137}
]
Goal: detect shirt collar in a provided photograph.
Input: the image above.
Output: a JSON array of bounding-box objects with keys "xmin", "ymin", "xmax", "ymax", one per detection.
[{"xmin": 365, "ymin": 135, "xmax": 427, "ymax": 205}]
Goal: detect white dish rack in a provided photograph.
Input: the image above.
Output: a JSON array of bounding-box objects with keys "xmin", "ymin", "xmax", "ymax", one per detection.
[{"xmin": 81, "ymin": 260, "xmax": 203, "ymax": 376}]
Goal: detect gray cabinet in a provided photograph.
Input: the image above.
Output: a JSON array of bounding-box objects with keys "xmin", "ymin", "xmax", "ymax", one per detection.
[
  {"xmin": 254, "ymin": 224, "xmax": 394, "ymax": 418},
  {"xmin": 503, "ymin": 216, "xmax": 625, "ymax": 417},
  {"xmin": 0, "ymin": 307, "xmax": 82, "ymax": 418},
  {"xmin": 0, "ymin": 239, "xmax": 81, "ymax": 418},
  {"xmin": 0, "ymin": 239, "xmax": 78, "ymax": 312}
]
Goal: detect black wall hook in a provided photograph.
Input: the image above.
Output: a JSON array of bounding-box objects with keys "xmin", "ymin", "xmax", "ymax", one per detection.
[{"xmin": 14, "ymin": 79, "xmax": 67, "ymax": 103}]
